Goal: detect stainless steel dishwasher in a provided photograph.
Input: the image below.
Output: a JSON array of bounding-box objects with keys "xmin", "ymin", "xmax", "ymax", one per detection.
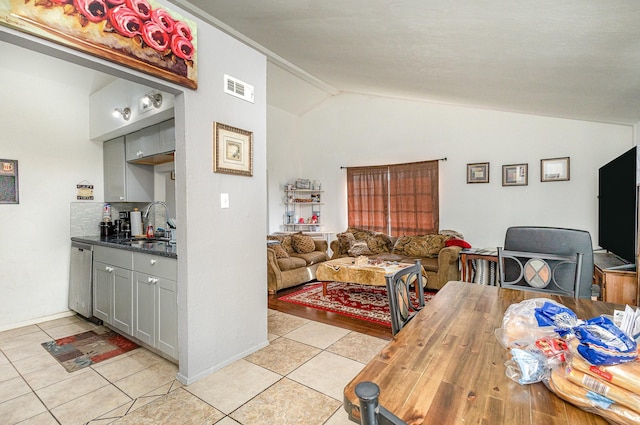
[{"xmin": 68, "ymin": 241, "xmax": 95, "ymax": 320}]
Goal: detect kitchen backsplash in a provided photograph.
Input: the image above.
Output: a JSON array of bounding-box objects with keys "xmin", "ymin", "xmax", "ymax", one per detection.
[{"xmin": 70, "ymin": 202, "xmax": 147, "ymax": 237}]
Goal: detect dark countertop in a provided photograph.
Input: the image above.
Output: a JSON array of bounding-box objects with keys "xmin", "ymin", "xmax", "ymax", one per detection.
[{"xmin": 71, "ymin": 235, "xmax": 177, "ymax": 258}]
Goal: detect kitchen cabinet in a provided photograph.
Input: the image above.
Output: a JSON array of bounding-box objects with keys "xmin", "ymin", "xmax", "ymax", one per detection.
[
  {"xmin": 126, "ymin": 119, "xmax": 175, "ymax": 165},
  {"xmin": 93, "ymin": 246, "xmax": 134, "ymax": 334},
  {"xmin": 103, "ymin": 136, "xmax": 153, "ymax": 202},
  {"xmin": 133, "ymin": 252, "xmax": 177, "ymax": 359}
]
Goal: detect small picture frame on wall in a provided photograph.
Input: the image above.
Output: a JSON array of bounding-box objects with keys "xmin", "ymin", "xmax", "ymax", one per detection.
[
  {"xmin": 0, "ymin": 159, "xmax": 19, "ymax": 204},
  {"xmin": 213, "ymin": 122, "xmax": 253, "ymax": 177},
  {"xmin": 467, "ymin": 162, "xmax": 489, "ymax": 184},
  {"xmin": 541, "ymin": 157, "xmax": 570, "ymax": 182},
  {"xmin": 502, "ymin": 163, "xmax": 528, "ymax": 186}
]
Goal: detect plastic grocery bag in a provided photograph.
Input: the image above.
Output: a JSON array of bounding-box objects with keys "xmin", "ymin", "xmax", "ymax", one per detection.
[
  {"xmin": 495, "ymin": 298, "xmax": 567, "ymax": 349},
  {"xmin": 573, "ymin": 316, "xmax": 637, "ymax": 366}
]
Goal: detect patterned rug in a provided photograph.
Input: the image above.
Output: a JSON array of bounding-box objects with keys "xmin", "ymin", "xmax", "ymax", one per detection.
[
  {"xmin": 41, "ymin": 328, "xmax": 138, "ymax": 372},
  {"xmin": 278, "ymin": 282, "xmax": 436, "ymax": 327}
]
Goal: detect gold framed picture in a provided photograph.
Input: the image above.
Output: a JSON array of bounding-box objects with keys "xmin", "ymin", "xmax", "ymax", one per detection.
[
  {"xmin": 467, "ymin": 162, "xmax": 489, "ymax": 184},
  {"xmin": 213, "ymin": 122, "xmax": 253, "ymax": 176},
  {"xmin": 502, "ymin": 163, "xmax": 528, "ymax": 186},
  {"xmin": 541, "ymin": 157, "xmax": 570, "ymax": 182}
]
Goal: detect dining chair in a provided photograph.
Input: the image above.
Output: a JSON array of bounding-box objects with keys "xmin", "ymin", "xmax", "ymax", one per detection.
[
  {"xmin": 385, "ymin": 259, "xmax": 425, "ymax": 336},
  {"xmin": 355, "ymin": 381, "xmax": 407, "ymax": 425},
  {"xmin": 497, "ymin": 226, "xmax": 593, "ymax": 299}
]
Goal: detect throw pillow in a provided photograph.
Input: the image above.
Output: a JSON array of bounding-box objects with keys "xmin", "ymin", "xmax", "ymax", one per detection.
[
  {"xmin": 392, "ymin": 234, "xmax": 451, "ymax": 258},
  {"xmin": 348, "ymin": 240, "xmax": 372, "ymax": 256},
  {"xmin": 445, "ymin": 238, "xmax": 472, "ymax": 249},
  {"xmin": 367, "ymin": 233, "xmax": 393, "ymax": 254},
  {"xmin": 292, "ymin": 233, "xmax": 316, "ymax": 254},
  {"xmin": 271, "ymin": 243, "xmax": 290, "ymax": 258},
  {"xmin": 268, "ymin": 234, "xmax": 294, "ymax": 253},
  {"xmin": 336, "ymin": 232, "xmax": 356, "ymax": 255}
]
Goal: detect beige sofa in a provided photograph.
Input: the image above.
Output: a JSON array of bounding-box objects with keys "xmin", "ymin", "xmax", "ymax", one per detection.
[
  {"xmin": 329, "ymin": 228, "xmax": 462, "ymax": 291},
  {"xmin": 267, "ymin": 234, "xmax": 329, "ymax": 294}
]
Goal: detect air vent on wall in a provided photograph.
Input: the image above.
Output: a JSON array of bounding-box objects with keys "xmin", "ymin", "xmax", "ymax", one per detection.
[{"xmin": 224, "ymin": 74, "xmax": 254, "ymax": 103}]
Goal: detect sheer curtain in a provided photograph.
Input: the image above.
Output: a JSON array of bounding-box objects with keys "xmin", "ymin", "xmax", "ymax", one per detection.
[{"xmin": 346, "ymin": 160, "xmax": 439, "ymax": 236}]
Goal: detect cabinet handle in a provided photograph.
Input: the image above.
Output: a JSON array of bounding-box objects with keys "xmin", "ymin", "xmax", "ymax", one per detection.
[
  {"xmin": 105, "ymin": 266, "xmax": 114, "ymax": 272},
  {"xmin": 147, "ymin": 277, "xmax": 158, "ymax": 284},
  {"xmin": 137, "ymin": 151, "xmax": 143, "ymax": 157},
  {"xmin": 150, "ymin": 259, "xmax": 156, "ymax": 265},
  {"xmin": 119, "ymin": 196, "xmax": 125, "ymax": 201}
]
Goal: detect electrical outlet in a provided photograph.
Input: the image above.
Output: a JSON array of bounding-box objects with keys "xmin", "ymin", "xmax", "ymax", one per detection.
[
  {"xmin": 221, "ymin": 193, "xmax": 229, "ymax": 209},
  {"xmin": 138, "ymin": 97, "xmax": 152, "ymax": 114}
]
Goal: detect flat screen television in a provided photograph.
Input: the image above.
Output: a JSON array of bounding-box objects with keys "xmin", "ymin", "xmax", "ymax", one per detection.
[{"xmin": 598, "ymin": 146, "xmax": 638, "ymax": 264}]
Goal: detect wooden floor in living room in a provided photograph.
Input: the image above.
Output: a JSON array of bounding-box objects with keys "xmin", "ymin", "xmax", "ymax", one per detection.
[{"xmin": 268, "ymin": 281, "xmax": 394, "ymax": 340}]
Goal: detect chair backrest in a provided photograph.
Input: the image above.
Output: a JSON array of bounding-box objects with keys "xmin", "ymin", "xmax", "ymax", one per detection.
[
  {"xmin": 385, "ymin": 260, "xmax": 425, "ymax": 336},
  {"xmin": 498, "ymin": 247, "xmax": 583, "ymax": 298},
  {"xmin": 501, "ymin": 226, "xmax": 594, "ymax": 298}
]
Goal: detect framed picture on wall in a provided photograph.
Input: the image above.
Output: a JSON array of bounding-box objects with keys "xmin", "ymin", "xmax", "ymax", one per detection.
[
  {"xmin": 502, "ymin": 163, "xmax": 528, "ymax": 186},
  {"xmin": 467, "ymin": 162, "xmax": 490, "ymax": 183},
  {"xmin": 541, "ymin": 157, "xmax": 570, "ymax": 182},
  {"xmin": 0, "ymin": 159, "xmax": 19, "ymax": 204},
  {"xmin": 213, "ymin": 122, "xmax": 253, "ymax": 176}
]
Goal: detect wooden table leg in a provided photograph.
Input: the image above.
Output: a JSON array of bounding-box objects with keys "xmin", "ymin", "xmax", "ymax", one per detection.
[{"xmin": 322, "ymin": 281, "xmax": 327, "ymax": 296}]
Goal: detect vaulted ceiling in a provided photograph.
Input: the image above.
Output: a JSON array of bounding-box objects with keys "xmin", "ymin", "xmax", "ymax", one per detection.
[{"xmin": 172, "ymin": 0, "xmax": 640, "ymax": 125}]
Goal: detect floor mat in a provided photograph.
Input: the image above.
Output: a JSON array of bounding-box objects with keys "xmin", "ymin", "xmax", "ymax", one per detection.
[{"xmin": 41, "ymin": 328, "xmax": 138, "ymax": 372}]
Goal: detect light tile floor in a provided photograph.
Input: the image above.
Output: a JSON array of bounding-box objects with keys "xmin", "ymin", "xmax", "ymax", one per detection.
[{"xmin": 0, "ymin": 309, "xmax": 388, "ymax": 425}]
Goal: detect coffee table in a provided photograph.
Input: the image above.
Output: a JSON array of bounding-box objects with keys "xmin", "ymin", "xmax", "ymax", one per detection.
[{"xmin": 316, "ymin": 257, "xmax": 426, "ymax": 296}]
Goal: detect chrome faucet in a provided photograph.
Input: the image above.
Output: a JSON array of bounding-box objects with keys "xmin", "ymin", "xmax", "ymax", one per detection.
[{"xmin": 143, "ymin": 201, "xmax": 169, "ymax": 236}]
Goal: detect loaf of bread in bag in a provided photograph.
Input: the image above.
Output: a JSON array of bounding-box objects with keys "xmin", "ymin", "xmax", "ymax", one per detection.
[{"xmin": 548, "ymin": 367, "xmax": 640, "ymax": 425}]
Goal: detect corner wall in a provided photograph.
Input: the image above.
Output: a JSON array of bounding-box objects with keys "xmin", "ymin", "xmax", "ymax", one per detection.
[{"xmin": 268, "ymin": 91, "xmax": 633, "ymax": 249}]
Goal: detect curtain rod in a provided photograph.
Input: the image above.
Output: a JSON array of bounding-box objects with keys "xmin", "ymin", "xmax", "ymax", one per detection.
[{"xmin": 340, "ymin": 157, "xmax": 447, "ymax": 169}]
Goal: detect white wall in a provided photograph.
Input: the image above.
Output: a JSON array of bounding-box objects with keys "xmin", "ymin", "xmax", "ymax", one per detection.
[
  {"xmin": 1, "ymin": 0, "xmax": 268, "ymax": 385},
  {"xmin": 176, "ymin": 16, "xmax": 268, "ymax": 384},
  {"xmin": 268, "ymin": 89, "xmax": 634, "ymax": 250},
  {"xmin": 0, "ymin": 42, "xmax": 104, "ymax": 330}
]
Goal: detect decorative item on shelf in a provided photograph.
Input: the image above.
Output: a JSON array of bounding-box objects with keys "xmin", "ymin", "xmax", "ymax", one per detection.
[
  {"xmin": 76, "ymin": 180, "xmax": 94, "ymax": 200},
  {"xmin": 296, "ymin": 179, "xmax": 311, "ymax": 189},
  {"xmin": 286, "ymin": 183, "xmax": 295, "ymax": 191},
  {"xmin": 311, "ymin": 193, "xmax": 321, "ymax": 202},
  {"xmin": 298, "ymin": 217, "xmax": 305, "ymax": 224}
]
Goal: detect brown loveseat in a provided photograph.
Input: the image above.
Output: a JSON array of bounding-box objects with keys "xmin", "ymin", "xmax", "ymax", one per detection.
[
  {"xmin": 267, "ymin": 233, "xmax": 329, "ymax": 294},
  {"xmin": 329, "ymin": 228, "xmax": 462, "ymax": 291}
]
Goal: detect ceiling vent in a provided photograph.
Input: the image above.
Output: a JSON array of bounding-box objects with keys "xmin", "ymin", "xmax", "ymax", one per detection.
[{"xmin": 224, "ymin": 74, "xmax": 254, "ymax": 103}]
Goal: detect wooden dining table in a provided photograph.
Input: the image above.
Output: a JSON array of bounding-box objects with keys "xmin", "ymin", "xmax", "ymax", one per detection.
[{"xmin": 343, "ymin": 280, "xmax": 621, "ymax": 425}]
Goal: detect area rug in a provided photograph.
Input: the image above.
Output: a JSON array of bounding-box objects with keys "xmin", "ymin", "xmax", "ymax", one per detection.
[
  {"xmin": 278, "ymin": 282, "xmax": 436, "ymax": 327},
  {"xmin": 41, "ymin": 328, "xmax": 138, "ymax": 373}
]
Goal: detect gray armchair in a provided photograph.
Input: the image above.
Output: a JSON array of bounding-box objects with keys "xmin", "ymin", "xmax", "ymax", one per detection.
[{"xmin": 498, "ymin": 226, "xmax": 594, "ymax": 299}]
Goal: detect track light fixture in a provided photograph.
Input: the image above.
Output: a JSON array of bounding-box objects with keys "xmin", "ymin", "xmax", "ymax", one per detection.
[
  {"xmin": 142, "ymin": 93, "xmax": 163, "ymax": 109},
  {"xmin": 113, "ymin": 107, "xmax": 131, "ymax": 120}
]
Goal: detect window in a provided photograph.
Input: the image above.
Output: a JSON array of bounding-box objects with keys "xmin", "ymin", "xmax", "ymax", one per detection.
[{"xmin": 347, "ymin": 160, "xmax": 439, "ymax": 236}]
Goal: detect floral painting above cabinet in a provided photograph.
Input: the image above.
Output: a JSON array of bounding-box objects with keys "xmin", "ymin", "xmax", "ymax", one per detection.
[{"xmin": 0, "ymin": 0, "xmax": 198, "ymax": 89}]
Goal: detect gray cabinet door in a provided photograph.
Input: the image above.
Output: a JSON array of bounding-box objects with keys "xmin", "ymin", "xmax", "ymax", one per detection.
[
  {"xmin": 155, "ymin": 277, "xmax": 177, "ymax": 358},
  {"xmin": 93, "ymin": 261, "xmax": 113, "ymax": 324},
  {"xmin": 103, "ymin": 137, "xmax": 126, "ymax": 202},
  {"xmin": 134, "ymin": 272, "xmax": 155, "ymax": 346},
  {"xmin": 112, "ymin": 267, "xmax": 133, "ymax": 334},
  {"xmin": 126, "ymin": 126, "xmax": 158, "ymax": 162},
  {"xmin": 158, "ymin": 119, "xmax": 175, "ymax": 154},
  {"xmin": 104, "ymin": 136, "xmax": 153, "ymax": 202}
]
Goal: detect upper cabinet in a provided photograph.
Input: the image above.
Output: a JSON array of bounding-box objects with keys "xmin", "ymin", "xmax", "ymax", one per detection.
[
  {"xmin": 126, "ymin": 119, "xmax": 175, "ymax": 165},
  {"xmin": 90, "ymin": 79, "xmax": 175, "ymax": 142},
  {"xmin": 104, "ymin": 137, "xmax": 154, "ymax": 202}
]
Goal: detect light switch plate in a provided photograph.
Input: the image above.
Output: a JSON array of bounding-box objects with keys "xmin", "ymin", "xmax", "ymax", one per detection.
[{"xmin": 221, "ymin": 193, "xmax": 229, "ymax": 208}]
